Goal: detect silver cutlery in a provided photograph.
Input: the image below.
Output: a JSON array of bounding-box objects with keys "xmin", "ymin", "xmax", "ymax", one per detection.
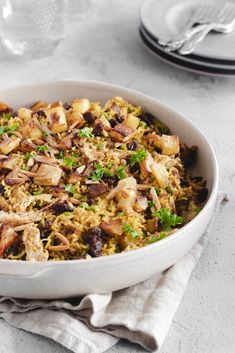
[
  {"xmin": 159, "ymin": 1, "xmax": 235, "ymax": 53},
  {"xmin": 178, "ymin": 3, "xmax": 235, "ymax": 55},
  {"xmin": 158, "ymin": 2, "xmax": 215, "ymax": 51}
]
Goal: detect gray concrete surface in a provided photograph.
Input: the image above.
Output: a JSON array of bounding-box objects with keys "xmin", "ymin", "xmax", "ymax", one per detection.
[{"xmin": 0, "ymin": 1, "xmax": 234, "ymax": 352}]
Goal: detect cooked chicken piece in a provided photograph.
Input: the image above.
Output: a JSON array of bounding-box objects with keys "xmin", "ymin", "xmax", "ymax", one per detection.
[
  {"xmin": 58, "ymin": 136, "xmax": 72, "ymax": 150},
  {"xmin": 33, "ymin": 164, "xmax": 62, "ymax": 186},
  {"xmin": 79, "ymin": 143, "xmax": 98, "ymax": 162},
  {"xmin": 110, "ymin": 123, "xmax": 136, "ymax": 142},
  {"xmin": 100, "ymin": 219, "xmax": 123, "ymax": 237},
  {"xmin": 22, "ymin": 224, "xmax": 48, "ymax": 261},
  {"xmin": 34, "ymin": 155, "xmax": 57, "ymax": 165},
  {"xmin": 87, "ymin": 182, "xmax": 108, "ymax": 198},
  {"xmin": 1, "ymin": 155, "xmax": 20, "ymax": 170},
  {"xmin": 48, "ymin": 106, "xmax": 68, "ymax": 133},
  {"xmin": 133, "ymin": 196, "xmax": 148, "ymax": 212},
  {"xmin": 68, "ymin": 173, "xmax": 82, "ymax": 184},
  {"xmin": 12, "ymin": 188, "xmax": 35, "ymax": 212},
  {"xmin": 0, "ymin": 137, "xmax": 21, "ymax": 154},
  {"xmin": 67, "ymin": 111, "xmax": 85, "ymax": 128},
  {"xmin": 125, "ymin": 114, "xmax": 140, "ymax": 129},
  {"xmin": 5, "ymin": 166, "xmax": 29, "ymax": 186},
  {"xmin": 140, "ymin": 152, "xmax": 152, "ymax": 179},
  {"xmin": 19, "ymin": 121, "xmax": 43, "ymax": 139},
  {"xmin": 107, "ymin": 176, "xmax": 137, "ymax": 213},
  {"xmin": 150, "ymin": 187, "xmax": 161, "ymax": 210},
  {"xmin": 0, "ymin": 224, "xmax": 18, "ymax": 256},
  {"xmin": 72, "ymin": 98, "xmax": 90, "ymax": 114},
  {"xmin": 0, "ymin": 211, "xmax": 42, "ymax": 225}
]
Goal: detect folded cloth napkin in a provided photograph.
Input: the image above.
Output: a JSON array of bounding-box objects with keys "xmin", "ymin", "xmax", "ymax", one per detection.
[{"xmin": 0, "ymin": 193, "xmax": 228, "ymax": 353}]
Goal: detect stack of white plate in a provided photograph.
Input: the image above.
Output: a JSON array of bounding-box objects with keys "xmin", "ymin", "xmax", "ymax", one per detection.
[{"xmin": 140, "ymin": 0, "xmax": 235, "ymax": 76}]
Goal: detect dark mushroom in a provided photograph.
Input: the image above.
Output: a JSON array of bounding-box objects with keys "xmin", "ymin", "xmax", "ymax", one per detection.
[
  {"xmin": 82, "ymin": 227, "xmax": 103, "ymax": 257},
  {"xmin": 87, "ymin": 181, "xmax": 108, "ymax": 198}
]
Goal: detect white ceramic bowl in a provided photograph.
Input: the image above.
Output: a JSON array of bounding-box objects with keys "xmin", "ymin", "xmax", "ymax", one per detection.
[{"xmin": 0, "ymin": 81, "xmax": 218, "ymax": 299}]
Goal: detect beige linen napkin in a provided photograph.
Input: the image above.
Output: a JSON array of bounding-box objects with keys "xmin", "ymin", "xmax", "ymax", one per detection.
[{"xmin": 0, "ymin": 193, "xmax": 227, "ymax": 353}]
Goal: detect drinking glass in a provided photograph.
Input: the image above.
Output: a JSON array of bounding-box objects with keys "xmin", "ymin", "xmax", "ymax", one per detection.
[{"xmin": 0, "ymin": 0, "xmax": 66, "ymax": 58}]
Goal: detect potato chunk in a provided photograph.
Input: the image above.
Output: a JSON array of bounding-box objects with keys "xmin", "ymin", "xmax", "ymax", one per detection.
[
  {"xmin": 125, "ymin": 114, "xmax": 140, "ymax": 129},
  {"xmin": 161, "ymin": 135, "xmax": 179, "ymax": 155},
  {"xmin": 72, "ymin": 98, "xmax": 90, "ymax": 114},
  {"xmin": 0, "ymin": 137, "xmax": 21, "ymax": 154},
  {"xmin": 48, "ymin": 106, "xmax": 68, "ymax": 133},
  {"xmin": 34, "ymin": 164, "xmax": 62, "ymax": 186}
]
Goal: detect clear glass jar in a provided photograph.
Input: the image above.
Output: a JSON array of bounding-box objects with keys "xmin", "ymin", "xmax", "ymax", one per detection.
[{"xmin": 1, "ymin": 0, "xmax": 66, "ymax": 58}]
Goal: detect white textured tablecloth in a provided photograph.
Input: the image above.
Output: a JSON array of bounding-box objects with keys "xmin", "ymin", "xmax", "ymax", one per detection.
[{"xmin": 0, "ymin": 194, "xmax": 227, "ymax": 353}]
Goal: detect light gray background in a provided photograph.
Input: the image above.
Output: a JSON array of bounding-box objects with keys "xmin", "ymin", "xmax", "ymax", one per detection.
[{"xmin": 0, "ymin": 1, "xmax": 234, "ymax": 352}]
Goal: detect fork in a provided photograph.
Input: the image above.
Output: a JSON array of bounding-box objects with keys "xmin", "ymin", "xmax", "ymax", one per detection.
[
  {"xmin": 178, "ymin": 2, "xmax": 235, "ymax": 55},
  {"xmin": 158, "ymin": 2, "xmax": 216, "ymax": 51}
]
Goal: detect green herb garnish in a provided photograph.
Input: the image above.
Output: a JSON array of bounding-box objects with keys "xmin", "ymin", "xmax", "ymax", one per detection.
[
  {"xmin": 55, "ymin": 150, "xmax": 64, "ymax": 159},
  {"xmin": 79, "ymin": 127, "xmax": 94, "ymax": 138},
  {"xmin": 153, "ymin": 208, "xmax": 183, "ymax": 231},
  {"xmin": 122, "ymin": 223, "xmax": 140, "ymax": 239},
  {"xmin": 149, "ymin": 232, "xmax": 166, "ymax": 243},
  {"xmin": 129, "ymin": 149, "xmax": 147, "ymax": 167},
  {"xmin": 90, "ymin": 164, "xmax": 105, "ymax": 181},
  {"xmin": 37, "ymin": 145, "xmax": 48, "ymax": 152},
  {"xmin": 25, "ymin": 152, "xmax": 37, "ymax": 161},
  {"xmin": 33, "ymin": 189, "xmax": 43, "ymax": 196},
  {"xmin": 0, "ymin": 127, "xmax": 5, "ymax": 135},
  {"xmin": 63, "ymin": 156, "xmax": 77, "ymax": 169},
  {"xmin": 148, "ymin": 200, "xmax": 155, "ymax": 208},
  {"xmin": 166, "ymin": 186, "xmax": 174, "ymax": 195},
  {"xmin": 115, "ymin": 166, "xmax": 127, "ymax": 180},
  {"xmin": 2, "ymin": 112, "xmax": 12, "ymax": 120},
  {"xmin": 63, "ymin": 212, "xmax": 72, "ymax": 216},
  {"xmin": 65, "ymin": 184, "xmax": 76, "ymax": 195}
]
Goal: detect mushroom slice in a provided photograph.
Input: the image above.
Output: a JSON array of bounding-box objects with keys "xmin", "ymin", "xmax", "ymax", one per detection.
[
  {"xmin": 23, "ymin": 224, "xmax": 48, "ymax": 261},
  {"xmin": 33, "ymin": 164, "xmax": 62, "ymax": 186},
  {"xmin": 100, "ymin": 219, "xmax": 123, "ymax": 237},
  {"xmin": 0, "ymin": 224, "xmax": 18, "ymax": 256},
  {"xmin": 110, "ymin": 123, "xmax": 136, "ymax": 142}
]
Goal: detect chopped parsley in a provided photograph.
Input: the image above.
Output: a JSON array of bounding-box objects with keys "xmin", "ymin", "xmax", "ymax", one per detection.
[
  {"xmin": 90, "ymin": 163, "xmax": 105, "ymax": 181},
  {"xmin": 166, "ymin": 186, "xmax": 174, "ymax": 195},
  {"xmin": 37, "ymin": 145, "xmax": 48, "ymax": 152},
  {"xmin": 55, "ymin": 150, "xmax": 64, "ymax": 159},
  {"xmin": 63, "ymin": 212, "xmax": 72, "ymax": 216},
  {"xmin": 122, "ymin": 223, "xmax": 140, "ymax": 239},
  {"xmin": 79, "ymin": 127, "xmax": 94, "ymax": 138},
  {"xmin": 129, "ymin": 149, "xmax": 147, "ymax": 167},
  {"xmin": 79, "ymin": 202, "xmax": 90, "ymax": 209},
  {"xmin": 149, "ymin": 232, "xmax": 166, "ymax": 243},
  {"xmin": 148, "ymin": 200, "xmax": 155, "ymax": 208},
  {"xmin": 153, "ymin": 208, "xmax": 183, "ymax": 231},
  {"xmin": 0, "ymin": 127, "xmax": 5, "ymax": 135},
  {"xmin": 25, "ymin": 152, "xmax": 37, "ymax": 161},
  {"xmin": 65, "ymin": 184, "xmax": 77, "ymax": 195},
  {"xmin": 2, "ymin": 112, "xmax": 12, "ymax": 120},
  {"xmin": 63, "ymin": 156, "xmax": 77, "ymax": 169},
  {"xmin": 33, "ymin": 189, "xmax": 43, "ymax": 196},
  {"xmin": 0, "ymin": 124, "xmax": 19, "ymax": 135},
  {"xmin": 115, "ymin": 166, "xmax": 127, "ymax": 180}
]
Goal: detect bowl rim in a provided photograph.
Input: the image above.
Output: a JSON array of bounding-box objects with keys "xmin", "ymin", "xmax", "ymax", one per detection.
[{"xmin": 0, "ymin": 80, "xmax": 219, "ymax": 268}]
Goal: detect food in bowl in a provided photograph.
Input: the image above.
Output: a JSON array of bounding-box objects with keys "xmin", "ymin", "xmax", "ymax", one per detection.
[{"xmin": 0, "ymin": 96, "xmax": 208, "ymax": 261}]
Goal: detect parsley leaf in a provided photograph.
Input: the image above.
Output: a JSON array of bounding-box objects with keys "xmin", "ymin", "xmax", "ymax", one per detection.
[
  {"xmin": 0, "ymin": 127, "xmax": 5, "ymax": 135},
  {"xmin": 129, "ymin": 149, "xmax": 147, "ymax": 167},
  {"xmin": 149, "ymin": 232, "xmax": 166, "ymax": 243},
  {"xmin": 55, "ymin": 150, "xmax": 64, "ymax": 159},
  {"xmin": 65, "ymin": 184, "xmax": 77, "ymax": 195},
  {"xmin": 37, "ymin": 145, "xmax": 48, "ymax": 152},
  {"xmin": 25, "ymin": 152, "xmax": 37, "ymax": 161},
  {"xmin": 2, "ymin": 113, "xmax": 12, "ymax": 120},
  {"xmin": 115, "ymin": 166, "xmax": 127, "ymax": 180},
  {"xmin": 63, "ymin": 156, "xmax": 77, "ymax": 169},
  {"xmin": 90, "ymin": 164, "xmax": 105, "ymax": 181},
  {"xmin": 122, "ymin": 223, "xmax": 140, "ymax": 239},
  {"xmin": 153, "ymin": 208, "xmax": 183, "ymax": 231},
  {"xmin": 79, "ymin": 127, "xmax": 94, "ymax": 138}
]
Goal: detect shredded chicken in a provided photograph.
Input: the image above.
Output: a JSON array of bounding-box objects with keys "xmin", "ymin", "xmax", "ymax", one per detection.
[{"xmin": 22, "ymin": 224, "xmax": 48, "ymax": 261}]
